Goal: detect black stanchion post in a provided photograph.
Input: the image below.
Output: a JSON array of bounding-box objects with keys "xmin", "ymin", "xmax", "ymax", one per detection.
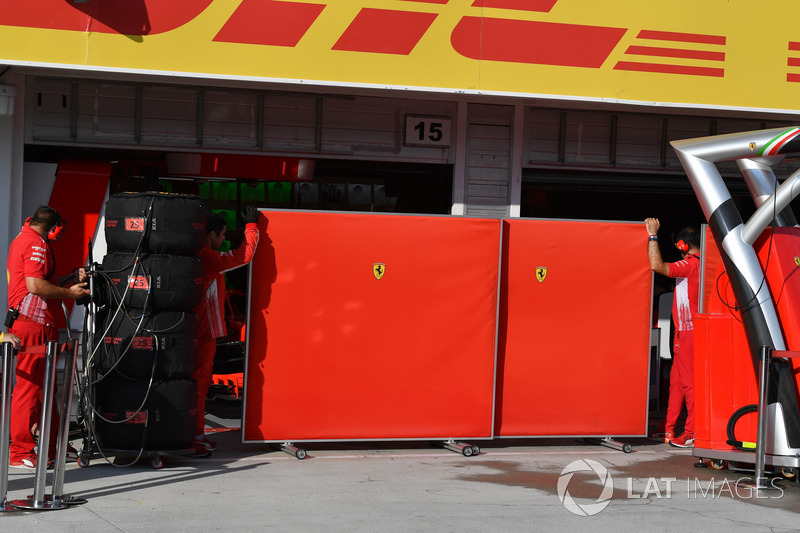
[
  {"xmin": 753, "ymin": 345, "xmax": 771, "ymax": 489},
  {"xmin": 52, "ymin": 341, "xmax": 85, "ymax": 505},
  {"xmin": 10, "ymin": 341, "xmax": 68, "ymax": 511},
  {"xmin": 737, "ymin": 345, "xmax": 781, "ymax": 492},
  {"xmin": 0, "ymin": 342, "xmax": 14, "ymax": 512}
]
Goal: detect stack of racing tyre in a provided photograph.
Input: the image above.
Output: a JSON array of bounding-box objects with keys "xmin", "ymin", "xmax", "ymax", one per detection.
[{"xmin": 93, "ymin": 191, "xmax": 205, "ymax": 454}]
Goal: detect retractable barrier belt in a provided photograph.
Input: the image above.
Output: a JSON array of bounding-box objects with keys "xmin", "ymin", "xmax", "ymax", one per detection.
[
  {"xmin": 773, "ymin": 350, "xmax": 800, "ymax": 358},
  {"xmin": 17, "ymin": 343, "xmax": 73, "ymax": 355},
  {"xmin": 17, "ymin": 345, "xmax": 46, "ymax": 354}
]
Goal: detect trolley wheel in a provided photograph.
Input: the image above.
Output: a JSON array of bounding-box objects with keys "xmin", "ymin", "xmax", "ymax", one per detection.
[
  {"xmin": 150, "ymin": 456, "xmax": 164, "ymax": 469},
  {"xmin": 622, "ymin": 443, "xmax": 633, "ymax": 454},
  {"xmin": 709, "ymin": 459, "xmax": 727, "ymax": 471},
  {"xmin": 77, "ymin": 455, "xmax": 90, "ymax": 468},
  {"xmin": 470, "ymin": 445, "xmax": 480, "ymax": 456},
  {"xmin": 781, "ymin": 467, "xmax": 797, "ymax": 479},
  {"xmin": 295, "ymin": 448, "xmax": 307, "ymax": 460},
  {"xmin": 462, "ymin": 446, "xmax": 474, "ymax": 457}
]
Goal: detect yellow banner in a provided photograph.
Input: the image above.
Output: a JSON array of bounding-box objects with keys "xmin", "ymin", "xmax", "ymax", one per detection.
[{"xmin": 2, "ymin": 0, "xmax": 799, "ymax": 113}]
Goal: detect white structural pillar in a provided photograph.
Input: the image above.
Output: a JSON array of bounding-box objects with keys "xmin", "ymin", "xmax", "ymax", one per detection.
[
  {"xmin": 508, "ymin": 104, "xmax": 524, "ymax": 218},
  {"xmin": 451, "ymin": 101, "xmax": 468, "ymax": 216},
  {"xmin": 0, "ymin": 77, "xmax": 25, "ymax": 311}
]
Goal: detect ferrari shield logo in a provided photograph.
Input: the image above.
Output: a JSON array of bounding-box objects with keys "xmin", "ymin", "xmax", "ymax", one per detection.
[
  {"xmin": 795, "ymin": 257, "xmax": 800, "ymax": 267},
  {"xmin": 373, "ymin": 263, "xmax": 386, "ymax": 280},
  {"xmin": 536, "ymin": 266, "xmax": 547, "ymax": 283},
  {"xmin": 749, "ymin": 142, "xmax": 757, "ymax": 151}
]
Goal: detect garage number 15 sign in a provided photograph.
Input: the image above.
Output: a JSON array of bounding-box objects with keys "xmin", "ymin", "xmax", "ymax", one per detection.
[{"xmin": 405, "ymin": 115, "xmax": 451, "ymax": 147}]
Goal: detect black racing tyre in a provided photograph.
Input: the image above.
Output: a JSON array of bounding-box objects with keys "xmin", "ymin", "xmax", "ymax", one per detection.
[
  {"xmin": 94, "ymin": 377, "xmax": 197, "ymax": 452},
  {"xmin": 105, "ymin": 192, "xmax": 206, "ymax": 254},
  {"xmin": 101, "ymin": 252, "xmax": 203, "ymax": 311},
  {"xmin": 96, "ymin": 311, "xmax": 198, "ymax": 380}
]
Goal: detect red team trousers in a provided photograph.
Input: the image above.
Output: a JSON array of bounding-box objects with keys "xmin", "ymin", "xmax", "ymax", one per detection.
[
  {"xmin": 666, "ymin": 330, "xmax": 695, "ymax": 435},
  {"xmin": 191, "ymin": 338, "xmax": 217, "ymax": 437},
  {"xmin": 8, "ymin": 316, "xmax": 60, "ymax": 460}
]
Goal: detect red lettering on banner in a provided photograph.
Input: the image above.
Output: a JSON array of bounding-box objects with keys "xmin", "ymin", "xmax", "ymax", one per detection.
[
  {"xmin": 786, "ymin": 42, "xmax": 800, "ymax": 82},
  {"xmin": 1, "ymin": 0, "xmax": 738, "ymax": 80},
  {"xmin": 0, "ymin": 0, "xmax": 212, "ymax": 35},
  {"xmin": 636, "ymin": 29, "xmax": 725, "ymax": 45},
  {"xmin": 625, "ymin": 46, "xmax": 725, "ymax": 62},
  {"xmin": 214, "ymin": 0, "xmax": 326, "ymax": 47},
  {"xmin": 333, "ymin": 8, "xmax": 438, "ymax": 55},
  {"xmin": 616, "ymin": 29, "xmax": 726, "ymax": 77},
  {"xmin": 471, "ymin": 0, "xmax": 558, "ymax": 12},
  {"xmin": 614, "ymin": 62, "xmax": 724, "ymax": 77},
  {"xmin": 451, "ymin": 17, "xmax": 626, "ymax": 68}
]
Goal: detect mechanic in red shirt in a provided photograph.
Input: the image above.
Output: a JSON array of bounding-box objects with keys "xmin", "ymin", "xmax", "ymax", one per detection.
[
  {"xmin": 191, "ymin": 206, "xmax": 262, "ymax": 455},
  {"xmin": 6, "ymin": 206, "xmax": 89, "ymax": 469},
  {"xmin": 646, "ymin": 218, "xmax": 701, "ymax": 448}
]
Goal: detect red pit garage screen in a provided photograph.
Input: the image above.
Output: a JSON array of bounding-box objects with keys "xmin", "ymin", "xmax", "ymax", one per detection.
[
  {"xmin": 244, "ymin": 211, "xmax": 501, "ymax": 442},
  {"xmin": 495, "ymin": 219, "xmax": 652, "ymax": 437}
]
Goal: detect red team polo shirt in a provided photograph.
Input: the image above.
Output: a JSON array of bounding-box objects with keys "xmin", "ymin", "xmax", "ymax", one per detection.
[
  {"xmin": 668, "ymin": 254, "xmax": 700, "ymax": 332},
  {"xmin": 194, "ymin": 222, "xmax": 260, "ymax": 342},
  {"xmin": 6, "ymin": 225, "xmax": 58, "ymax": 326}
]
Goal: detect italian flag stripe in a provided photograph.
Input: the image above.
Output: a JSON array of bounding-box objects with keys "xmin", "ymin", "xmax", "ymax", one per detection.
[{"xmin": 759, "ymin": 127, "xmax": 800, "ymax": 156}]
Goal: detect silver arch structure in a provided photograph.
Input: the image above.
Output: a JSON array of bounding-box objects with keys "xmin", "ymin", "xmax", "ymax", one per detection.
[
  {"xmin": 671, "ymin": 127, "xmax": 800, "ymax": 356},
  {"xmin": 736, "ymin": 157, "xmax": 798, "ymax": 228},
  {"xmin": 742, "ymin": 167, "xmax": 800, "ymax": 244},
  {"xmin": 672, "ymin": 127, "xmax": 800, "ymax": 460}
]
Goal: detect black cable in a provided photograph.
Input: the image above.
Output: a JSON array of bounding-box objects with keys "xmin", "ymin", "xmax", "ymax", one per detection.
[
  {"xmin": 726, "ymin": 404, "xmax": 758, "ymax": 451},
  {"xmin": 84, "ymin": 196, "xmax": 163, "ymax": 465},
  {"xmin": 715, "ymin": 178, "xmax": 780, "ymax": 313}
]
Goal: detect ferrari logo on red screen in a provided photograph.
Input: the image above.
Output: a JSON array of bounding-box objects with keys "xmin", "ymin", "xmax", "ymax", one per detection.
[
  {"xmin": 536, "ymin": 267, "xmax": 547, "ymax": 283},
  {"xmin": 373, "ymin": 263, "xmax": 386, "ymax": 280}
]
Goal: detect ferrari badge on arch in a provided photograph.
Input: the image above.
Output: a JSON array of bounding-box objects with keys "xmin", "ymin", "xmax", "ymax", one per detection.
[
  {"xmin": 373, "ymin": 263, "xmax": 386, "ymax": 280},
  {"xmin": 795, "ymin": 257, "xmax": 800, "ymax": 267},
  {"xmin": 536, "ymin": 266, "xmax": 547, "ymax": 283}
]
